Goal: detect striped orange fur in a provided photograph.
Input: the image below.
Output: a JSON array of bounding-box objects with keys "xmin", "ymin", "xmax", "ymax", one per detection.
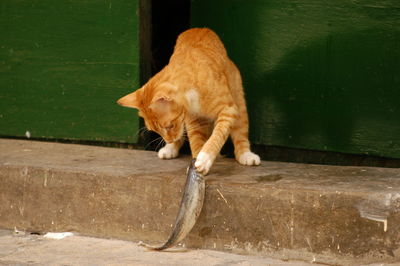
[{"xmin": 118, "ymin": 28, "xmax": 260, "ymax": 174}]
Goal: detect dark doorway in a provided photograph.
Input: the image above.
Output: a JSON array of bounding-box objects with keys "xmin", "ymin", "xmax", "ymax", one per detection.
[
  {"xmin": 151, "ymin": 0, "xmax": 191, "ymax": 74},
  {"xmin": 139, "ymin": 0, "xmax": 191, "ymax": 150}
]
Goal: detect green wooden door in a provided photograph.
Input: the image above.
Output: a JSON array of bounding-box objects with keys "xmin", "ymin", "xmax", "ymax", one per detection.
[
  {"xmin": 192, "ymin": 0, "xmax": 400, "ymax": 159},
  {"xmin": 0, "ymin": 0, "xmax": 139, "ymax": 143}
]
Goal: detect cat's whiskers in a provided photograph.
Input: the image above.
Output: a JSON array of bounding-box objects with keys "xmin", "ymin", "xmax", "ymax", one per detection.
[
  {"xmin": 145, "ymin": 136, "xmax": 163, "ymax": 150},
  {"xmin": 135, "ymin": 126, "xmax": 149, "ymax": 138},
  {"xmin": 138, "ymin": 126, "xmax": 148, "ymax": 133},
  {"xmin": 155, "ymin": 138, "xmax": 166, "ymax": 151}
]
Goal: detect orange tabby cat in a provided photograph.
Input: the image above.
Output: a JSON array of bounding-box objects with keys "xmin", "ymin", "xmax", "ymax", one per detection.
[{"xmin": 118, "ymin": 28, "xmax": 260, "ymax": 174}]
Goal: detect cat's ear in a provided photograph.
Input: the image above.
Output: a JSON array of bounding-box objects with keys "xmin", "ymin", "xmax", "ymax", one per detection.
[
  {"xmin": 149, "ymin": 95, "xmax": 174, "ymax": 113},
  {"xmin": 117, "ymin": 89, "xmax": 143, "ymax": 109}
]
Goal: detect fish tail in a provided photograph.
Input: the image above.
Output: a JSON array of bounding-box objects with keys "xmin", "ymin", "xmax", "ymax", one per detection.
[{"xmin": 138, "ymin": 241, "xmax": 170, "ymax": 251}]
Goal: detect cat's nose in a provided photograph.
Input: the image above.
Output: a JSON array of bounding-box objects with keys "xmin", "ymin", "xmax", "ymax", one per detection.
[{"xmin": 163, "ymin": 137, "xmax": 171, "ymax": 144}]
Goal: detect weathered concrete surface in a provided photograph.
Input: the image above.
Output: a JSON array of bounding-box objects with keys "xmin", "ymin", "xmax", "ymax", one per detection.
[
  {"xmin": 0, "ymin": 229, "xmax": 317, "ymax": 265},
  {"xmin": 1, "ymin": 139, "xmax": 400, "ymax": 265}
]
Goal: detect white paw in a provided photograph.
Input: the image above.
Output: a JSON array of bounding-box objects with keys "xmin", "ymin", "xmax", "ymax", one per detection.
[
  {"xmin": 238, "ymin": 151, "xmax": 260, "ymax": 166},
  {"xmin": 158, "ymin": 144, "xmax": 179, "ymax": 159},
  {"xmin": 194, "ymin": 152, "xmax": 214, "ymax": 175}
]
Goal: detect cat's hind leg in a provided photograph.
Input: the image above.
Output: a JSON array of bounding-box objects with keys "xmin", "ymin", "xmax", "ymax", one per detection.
[
  {"xmin": 227, "ymin": 61, "xmax": 260, "ymax": 166},
  {"xmin": 230, "ymin": 101, "xmax": 260, "ymax": 166},
  {"xmin": 158, "ymin": 137, "xmax": 185, "ymax": 159}
]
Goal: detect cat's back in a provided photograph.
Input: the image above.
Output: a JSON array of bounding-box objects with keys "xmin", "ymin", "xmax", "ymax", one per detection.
[{"xmin": 173, "ymin": 28, "xmax": 227, "ymax": 57}]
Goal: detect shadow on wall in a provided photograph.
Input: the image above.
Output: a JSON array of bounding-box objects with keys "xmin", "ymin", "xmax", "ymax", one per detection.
[{"xmin": 250, "ymin": 28, "xmax": 400, "ymax": 158}]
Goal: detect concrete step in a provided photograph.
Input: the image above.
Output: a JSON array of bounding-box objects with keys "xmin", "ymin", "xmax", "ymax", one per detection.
[{"xmin": 1, "ymin": 139, "xmax": 399, "ymax": 265}]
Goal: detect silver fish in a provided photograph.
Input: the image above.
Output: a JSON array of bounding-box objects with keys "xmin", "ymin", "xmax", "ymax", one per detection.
[{"xmin": 146, "ymin": 158, "xmax": 205, "ymax": 251}]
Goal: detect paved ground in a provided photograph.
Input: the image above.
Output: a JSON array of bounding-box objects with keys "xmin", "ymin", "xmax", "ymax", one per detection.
[{"xmin": 0, "ymin": 230, "xmax": 318, "ymax": 266}]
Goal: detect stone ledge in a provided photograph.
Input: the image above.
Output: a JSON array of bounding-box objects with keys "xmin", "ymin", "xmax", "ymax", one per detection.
[{"xmin": 1, "ymin": 139, "xmax": 399, "ymax": 265}]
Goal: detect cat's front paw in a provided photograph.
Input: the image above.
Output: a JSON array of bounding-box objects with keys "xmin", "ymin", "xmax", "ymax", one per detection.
[
  {"xmin": 195, "ymin": 151, "xmax": 215, "ymax": 175},
  {"xmin": 158, "ymin": 144, "xmax": 179, "ymax": 159},
  {"xmin": 237, "ymin": 151, "xmax": 261, "ymax": 166}
]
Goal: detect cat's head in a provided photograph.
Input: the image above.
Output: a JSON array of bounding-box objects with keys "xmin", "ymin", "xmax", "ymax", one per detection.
[{"xmin": 117, "ymin": 85, "xmax": 185, "ymax": 144}]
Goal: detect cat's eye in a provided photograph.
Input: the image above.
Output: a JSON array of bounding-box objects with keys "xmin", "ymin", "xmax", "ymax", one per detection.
[{"xmin": 165, "ymin": 124, "xmax": 174, "ymax": 130}]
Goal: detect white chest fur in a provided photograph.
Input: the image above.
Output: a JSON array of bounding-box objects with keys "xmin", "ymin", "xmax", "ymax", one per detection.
[{"xmin": 185, "ymin": 89, "xmax": 201, "ymax": 114}]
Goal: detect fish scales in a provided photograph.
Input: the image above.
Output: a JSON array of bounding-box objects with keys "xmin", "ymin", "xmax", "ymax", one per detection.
[{"xmin": 145, "ymin": 158, "xmax": 206, "ymax": 251}]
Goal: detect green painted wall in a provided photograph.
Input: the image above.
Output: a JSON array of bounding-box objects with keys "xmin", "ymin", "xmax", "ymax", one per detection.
[
  {"xmin": 0, "ymin": 0, "xmax": 139, "ymax": 143},
  {"xmin": 192, "ymin": 0, "xmax": 400, "ymax": 159}
]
